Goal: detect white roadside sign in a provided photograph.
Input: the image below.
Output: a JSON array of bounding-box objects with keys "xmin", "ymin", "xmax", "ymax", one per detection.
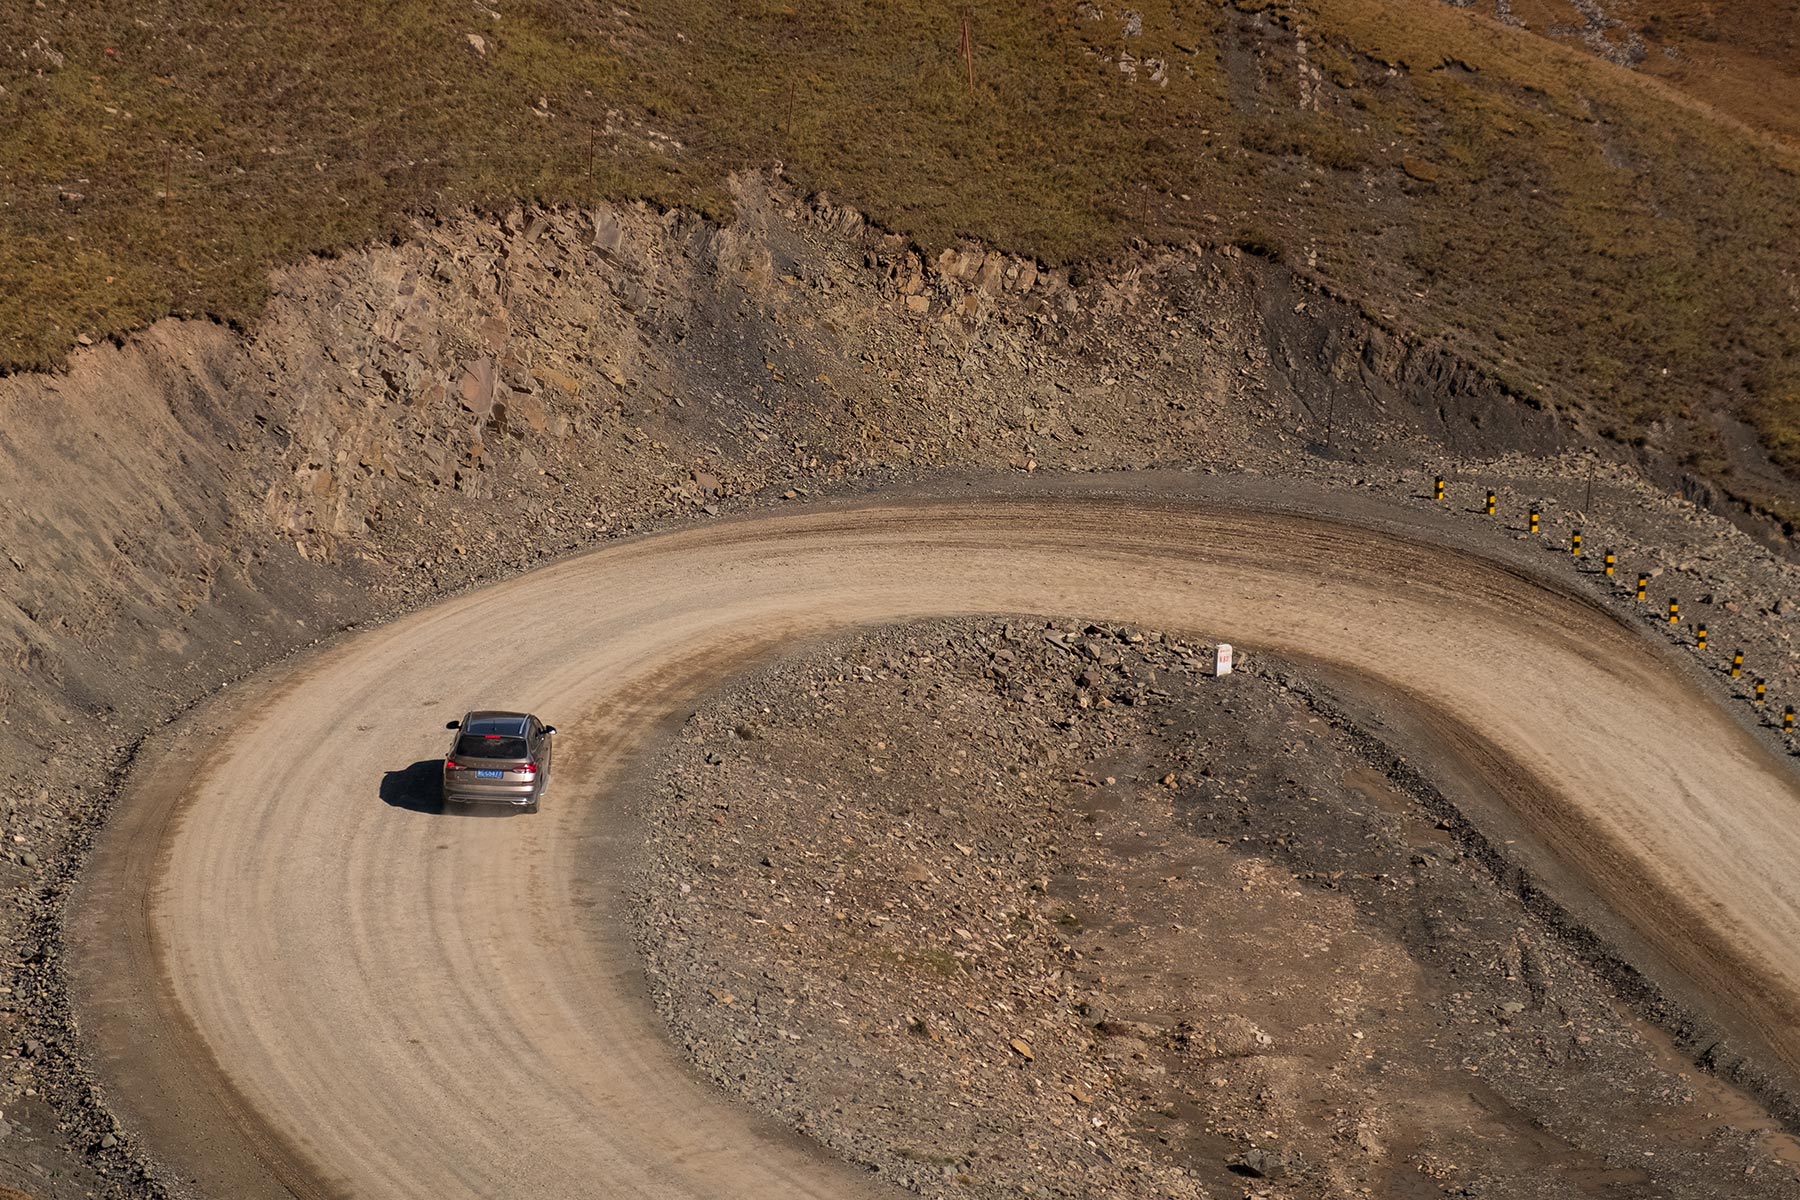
[{"xmin": 1215, "ymin": 643, "xmax": 1233, "ymax": 677}]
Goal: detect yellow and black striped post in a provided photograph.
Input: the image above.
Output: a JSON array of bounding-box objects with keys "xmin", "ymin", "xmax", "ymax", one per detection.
[
  {"xmin": 1434, "ymin": 476, "xmax": 1445, "ymax": 503},
  {"xmin": 1667, "ymin": 598, "xmax": 1679, "ymax": 625},
  {"xmin": 1785, "ymin": 706, "xmax": 1795, "ymax": 734},
  {"xmin": 1731, "ymin": 650, "xmax": 1744, "ymax": 679},
  {"xmin": 1636, "ymin": 575, "xmax": 1648, "ymax": 602},
  {"xmin": 1485, "ymin": 491, "xmax": 1496, "ymax": 516},
  {"xmin": 1697, "ymin": 624, "xmax": 1707, "ymax": 651},
  {"xmin": 1756, "ymin": 679, "xmax": 1767, "ymax": 706},
  {"xmin": 1603, "ymin": 551, "xmax": 1615, "ymax": 578},
  {"xmin": 1571, "ymin": 530, "xmax": 1583, "ymax": 557},
  {"xmin": 1529, "ymin": 510, "xmax": 1539, "ymax": 535}
]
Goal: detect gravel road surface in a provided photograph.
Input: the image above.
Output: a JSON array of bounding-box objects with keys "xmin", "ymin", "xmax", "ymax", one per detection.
[{"xmin": 70, "ymin": 489, "xmax": 1800, "ymax": 1199}]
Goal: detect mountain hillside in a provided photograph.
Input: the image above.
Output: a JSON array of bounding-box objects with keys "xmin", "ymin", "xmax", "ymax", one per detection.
[
  {"xmin": 3, "ymin": 0, "xmax": 1798, "ymax": 513},
  {"xmin": 1460, "ymin": 0, "xmax": 1800, "ymax": 145}
]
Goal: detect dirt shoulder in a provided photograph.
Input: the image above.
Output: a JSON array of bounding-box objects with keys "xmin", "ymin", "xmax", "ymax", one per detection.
[{"xmin": 642, "ymin": 617, "xmax": 1800, "ymax": 1199}]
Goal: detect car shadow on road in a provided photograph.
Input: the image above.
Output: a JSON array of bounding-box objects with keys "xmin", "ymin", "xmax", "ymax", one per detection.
[
  {"xmin": 381, "ymin": 759, "xmax": 526, "ymax": 816},
  {"xmin": 380, "ymin": 760, "xmax": 448, "ymax": 813}
]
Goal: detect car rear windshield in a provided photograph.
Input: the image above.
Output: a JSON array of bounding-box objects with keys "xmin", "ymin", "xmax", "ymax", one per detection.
[{"xmin": 454, "ymin": 733, "xmax": 529, "ymax": 760}]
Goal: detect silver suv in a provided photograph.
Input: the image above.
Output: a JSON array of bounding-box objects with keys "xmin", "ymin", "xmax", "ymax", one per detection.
[{"xmin": 442, "ymin": 711, "xmax": 555, "ymax": 812}]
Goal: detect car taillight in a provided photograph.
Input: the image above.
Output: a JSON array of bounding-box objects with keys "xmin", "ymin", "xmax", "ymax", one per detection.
[
  {"xmin": 445, "ymin": 759, "xmax": 463, "ymax": 771},
  {"xmin": 518, "ymin": 761, "xmax": 538, "ymax": 775}
]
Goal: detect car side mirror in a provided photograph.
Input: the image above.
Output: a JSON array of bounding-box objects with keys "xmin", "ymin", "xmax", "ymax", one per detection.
[
  {"xmin": 446, "ymin": 720, "xmax": 461, "ymax": 730},
  {"xmin": 541, "ymin": 726, "xmax": 556, "ymax": 736}
]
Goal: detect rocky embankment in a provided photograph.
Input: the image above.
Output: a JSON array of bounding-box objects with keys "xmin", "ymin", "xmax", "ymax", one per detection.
[{"xmin": 641, "ymin": 619, "xmax": 1800, "ymax": 1199}]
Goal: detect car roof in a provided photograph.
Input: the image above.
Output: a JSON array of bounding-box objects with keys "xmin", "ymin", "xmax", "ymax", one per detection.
[{"xmin": 461, "ymin": 711, "xmax": 531, "ymax": 736}]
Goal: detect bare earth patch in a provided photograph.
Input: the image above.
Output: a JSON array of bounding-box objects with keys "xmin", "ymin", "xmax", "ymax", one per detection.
[{"xmin": 641, "ymin": 618, "xmax": 1800, "ymax": 1199}]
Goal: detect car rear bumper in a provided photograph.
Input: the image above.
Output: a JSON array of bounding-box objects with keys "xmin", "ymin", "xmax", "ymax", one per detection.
[{"xmin": 443, "ymin": 781, "xmax": 539, "ymax": 806}]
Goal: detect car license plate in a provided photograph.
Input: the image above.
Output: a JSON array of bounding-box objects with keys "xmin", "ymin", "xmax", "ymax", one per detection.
[{"xmin": 476, "ymin": 769, "xmax": 504, "ymax": 779}]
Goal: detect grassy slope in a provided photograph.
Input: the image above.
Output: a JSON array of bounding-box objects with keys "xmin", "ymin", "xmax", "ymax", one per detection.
[
  {"xmin": 1474, "ymin": 0, "xmax": 1800, "ymax": 147},
  {"xmin": 2, "ymin": 1, "xmax": 1797, "ymax": 502}
]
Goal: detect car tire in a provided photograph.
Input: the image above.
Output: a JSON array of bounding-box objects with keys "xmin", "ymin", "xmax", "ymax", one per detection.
[{"xmin": 523, "ymin": 795, "xmax": 540, "ymax": 814}]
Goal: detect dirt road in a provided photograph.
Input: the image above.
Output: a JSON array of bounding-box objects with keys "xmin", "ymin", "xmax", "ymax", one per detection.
[{"xmin": 72, "ymin": 490, "xmax": 1800, "ymax": 1199}]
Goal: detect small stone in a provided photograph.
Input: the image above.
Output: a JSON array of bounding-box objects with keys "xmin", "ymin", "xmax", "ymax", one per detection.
[
  {"xmin": 1400, "ymin": 156, "xmax": 1441, "ymax": 183},
  {"xmin": 508, "ymin": 391, "xmax": 549, "ymax": 434},
  {"xmin": 1009, "ymin": 1038, "xmax": 1034, "ymax": 1060},
  {"xmin": 1231, "ymin": 1147, "xmax": 1291, "ymax": 1179}
]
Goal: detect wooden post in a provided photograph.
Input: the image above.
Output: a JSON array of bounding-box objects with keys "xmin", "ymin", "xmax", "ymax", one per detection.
[{"xmin": 961, "ymin": 8, "xmax": 975, "ymax": 96}]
